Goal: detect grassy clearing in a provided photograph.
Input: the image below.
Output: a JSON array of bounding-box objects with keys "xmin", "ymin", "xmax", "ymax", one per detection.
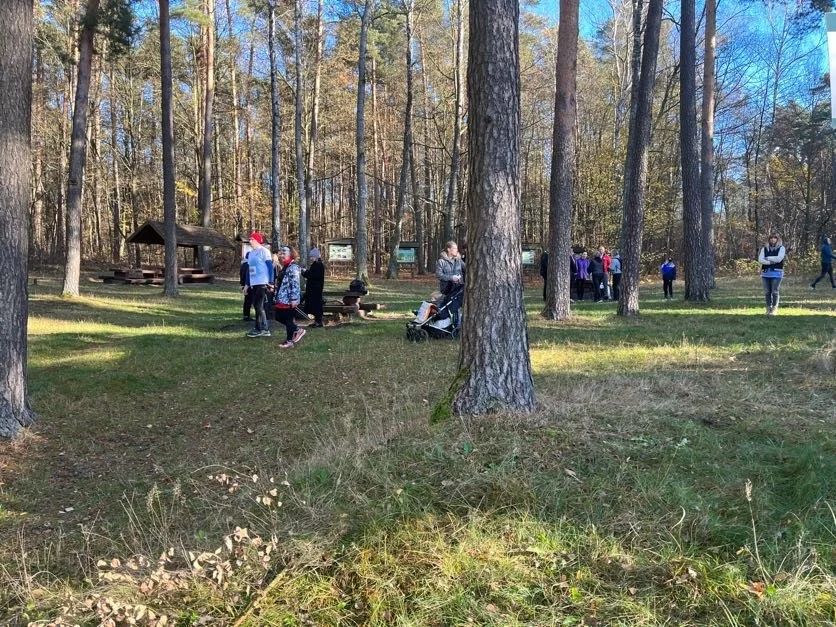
[{"xmin": 0, "ymin": 273, "xmax": 834, "ymax": 625}]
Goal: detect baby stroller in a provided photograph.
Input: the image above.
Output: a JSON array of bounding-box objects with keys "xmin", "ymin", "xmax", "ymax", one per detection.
[{"xmin": 406, "ymin": 285, "xmax": 463, "ymax": 342}]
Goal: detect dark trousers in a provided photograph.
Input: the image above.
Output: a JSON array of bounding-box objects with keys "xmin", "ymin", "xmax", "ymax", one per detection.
[
  {"xmin": 542, "ymin": 278, "xmax": 547, "ymax": 301},
  {"xmin": 243, "ymin": 290, "xmax": 253, "ymax": 319},
  {"xmin": 275, "ymin": 307, "xmax": 299, "ymax": 341},
  {"xmin": 663, "ymin": 279, "xmax": 674, "ymax": 298},
  {"xmin": 305, "ymin": 290, "xmax": 324, "ymax": 324},
  {"xmin": 812, "ymin": 263, "xmax": 834, "ymax": 287},
  {"xmin": 592, "ymin": 273, "xmax": 606, "ymax": 301},
  {"xmin": 612, "ymin": 273, "xmax": 621, "ymax": 301},
  {"xmin": 574, "ymin": 278, "xmax": 586, "ymax": 301},
  {"xmin": 251, "ymin": 285, "xmax": 269, "ymax": 331}
]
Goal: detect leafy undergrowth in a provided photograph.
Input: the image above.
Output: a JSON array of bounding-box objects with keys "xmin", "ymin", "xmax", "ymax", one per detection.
[{"xmin": 0, "ymin": 273, "xmax": 834, "ymax": 625}]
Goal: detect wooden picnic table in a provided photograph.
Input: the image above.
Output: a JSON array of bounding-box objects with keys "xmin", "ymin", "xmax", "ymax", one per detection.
[
  {"xmin": 321, "ymin": 290, "xmax": 385, "ymax": 319},
  {"xmin": 100, "ymin": 266, "xmax": 214, "ymax": 285}
]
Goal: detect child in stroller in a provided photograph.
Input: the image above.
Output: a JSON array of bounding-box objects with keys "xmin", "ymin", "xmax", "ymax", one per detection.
[{"xmin": 406, "ymin": 285, "xmax": 463, "ymax": 342}]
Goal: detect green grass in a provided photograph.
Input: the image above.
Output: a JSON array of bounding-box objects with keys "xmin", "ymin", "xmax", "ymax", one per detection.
[{"xmin": 0, "ymin": 273, "xmax": 834, "ymax": 625}]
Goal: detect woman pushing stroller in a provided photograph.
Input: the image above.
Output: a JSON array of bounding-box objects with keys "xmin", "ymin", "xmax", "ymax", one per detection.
[{"xmin": 435, "ymin": 241, "xmax": 465, "ymax": 328}]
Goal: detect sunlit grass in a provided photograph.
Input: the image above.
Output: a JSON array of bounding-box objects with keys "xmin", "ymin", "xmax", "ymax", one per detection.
[{"xmin": 1, "ymin": 273, "xmax": 834, "ymax": 623}]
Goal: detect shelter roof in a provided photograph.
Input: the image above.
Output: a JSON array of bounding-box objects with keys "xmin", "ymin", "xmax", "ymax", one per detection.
[{"xmin": 126, "ymin": 220, "xmax": 234, "ymax": 249}]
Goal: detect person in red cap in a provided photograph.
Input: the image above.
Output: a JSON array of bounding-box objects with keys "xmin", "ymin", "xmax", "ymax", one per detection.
[{"xmin": 243, "ymin": 232, "xmax": 273, "ymax": 337}]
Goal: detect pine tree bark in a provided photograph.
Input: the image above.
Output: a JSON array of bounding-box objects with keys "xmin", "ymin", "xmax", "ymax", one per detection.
[
  {"xmin": 617, "ymin": 0, "xmax": 663, "ymax": 316},
  {"xmin": 159, "ymin": 0, "xmax": 179, "ymax": 297},
  {"xmin": 453, "ymin": 0, "xmax": 534, "ymax": 415},
  {"xmin": 0, "ymin": 0, "xmax": 36, "ymax": 438},
  {"xmin": 62, "ymin": 0, "xmax": 101, "ymax": 296},
  {"xmin": 387, "ymin": 0, "xmax": 415, "ymax": 280},
  {"xmin": 442, "ymin": 0, "xmax": 465, "ymax": 243},
  {"xmin": 294, "ymin": 0, "xmax": 308, "ymax": 264},
  {"xmin": 543, "ymin": 0, "xmax": 578, "ymax": 321},
  {"xmin": 680, "ymin": 0, "xmax": 708, "ymax": 301},
  {"xmin": 198, "ymin": 0, "xmax": 215, "ymax": 271},
  {"xmin": 355, "ymin": 0, "xmax": 373, "ymax": 281},
  {"xmin": 268, "ymin": 0, "xmax": 282, "ymax": 249},
  {"xmin": 109, "ymin": 62, "xmax": 123, "ymax": 262},
  {"xmin": 305, "ymin": 0, "xmax": 323, "ymax": 248},
  {"xmin": 371, "ymin": 58, "xmax": 384, "ymax": 274},
  {"xmin": 700, "ymin": 0, "xmax": 716, "ymax": 288}
]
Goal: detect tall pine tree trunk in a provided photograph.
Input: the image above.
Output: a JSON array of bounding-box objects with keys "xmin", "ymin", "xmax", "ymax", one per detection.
[
  {"xmin": 386, "ymin": 0, "xmax": 415, "ymax": 280},
  {"xmin": 268, "ymin": 0, "xmax": 282, "ymax": 249},
  {"xmin": 701, "ymin": 0, "xmax": 716, "ymax": 288},
  {"xmin": 371, "ymin": 58, "xmax": 384, "ymax": 274},
  {"xmin": 160, "ymin": 0, "xmax": 179, "ymax": 297},
  {"xmin": 225, "ymin": 0, "xmax": 243, "ymax": 234},
  {"xmin": 62, "ymin": 0, "xmax": 101, "ymax": 296},
  {"xmin": 0, "ymin": 0, "xmax": 36, "ymax": 439},
  {"xmin": 305, "ymin": 0, "xmax": 323, "ymax": 248},
  {"xmin": 109, "ymin": 63, "xmax": 123, "ymax": 262},
  {"xmin": 543, "ymin": 0, "xmax": 578, "ymax": 321},
  {"xmin": 452, "ymin": 0, "xmax": 534, "ymax": 415},
  {"xmin": 355, "ymin": 0, "xmax": 373, "ymax": 281},
  {"xmin": 617, "ymin": 0, "xmax": 663, "ymax": 316},
  {"xmin": 680, "ymin": 0, "xmax": 709, "ymax": 301},
  {"xmin": 198, "ymin": 0, "xmax": 215, "ymax": 270},
  {"xmin": 442, "ymin": 0, "xmax": 464, "ymax": 244},
  {"xmin": 295, "ymin": 0, "xmax": 308, "ymax": 264}
]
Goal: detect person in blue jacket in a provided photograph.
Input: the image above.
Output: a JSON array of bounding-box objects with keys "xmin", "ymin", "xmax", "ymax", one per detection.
[
  {"xmin": 661, "ymin": 257, "xmax": 677, "ymax": 300},
  {"xmin": 810, "ymin": 236, "xmax": 835, "ymax": 289},
  {"xmin": 243, "ymin": 232, "xmax": 274, "ymax": 337}
]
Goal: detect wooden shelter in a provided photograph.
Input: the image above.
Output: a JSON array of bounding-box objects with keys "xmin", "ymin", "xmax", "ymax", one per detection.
[{"xmin": 127, "ymin": 220, "xmax": 234, "ymax": 252}]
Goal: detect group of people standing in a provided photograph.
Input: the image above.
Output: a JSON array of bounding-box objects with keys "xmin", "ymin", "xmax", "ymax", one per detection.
[
  {"xmin": 540, "ymin": 246, "xmax": 622, "ymax": 303},
  {"xmin": 239, "ymin": 232, "xmax": 325, "ymax": 348}
]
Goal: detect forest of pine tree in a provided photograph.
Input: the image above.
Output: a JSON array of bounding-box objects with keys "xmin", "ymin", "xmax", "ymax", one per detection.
[{"xmin": 28, "ymin": 0, "xmax": 836, "ymax": 276}]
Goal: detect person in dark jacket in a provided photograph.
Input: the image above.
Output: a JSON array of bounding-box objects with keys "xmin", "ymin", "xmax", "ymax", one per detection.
[
  {"xmin": 759, "ymin": 234, "xmax": 786, "ymax": 315},
  {"xmin": 239, "ymin": 251, "xmax": 253, "ymax": 321},
  {"xmin": 539, "ymin": 251, "xmax": 549, "ymax": 301},
  {"xmin": 302, "ymin": 247, "xmax": 325, "ymax": 327},
  {"xmin": 589, "ymin": 252, "xmax": 606, "ymax": 302},
  {"xmin": 661, "ymin": 257, "xmax": 677, "ymax": 300},
  {"xmin": 810, "ymin": 236, "xmax": 836, "ymax": 289}
]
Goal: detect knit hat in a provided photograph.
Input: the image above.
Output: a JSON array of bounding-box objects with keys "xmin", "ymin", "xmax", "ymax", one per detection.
[
  {"xmin": 309, "ymin": 247, "xmax": 320, "ymax": 259},
  {"xmin": 249, "ymin": 232, "xmax": 263, "ymax": 244}
]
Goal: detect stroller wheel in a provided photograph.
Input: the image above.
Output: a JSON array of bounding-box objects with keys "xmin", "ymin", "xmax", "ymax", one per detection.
[
  {"xmin": 416, "ymin": 328, "xmax": 429, "ymax": 343},
  {"xmin": 406, "ymin": 326, "xmax": 415, "ymax": 342},
  {"xmin": 451, "ymin": 327, "xmax": 460, "ymax": 340}
]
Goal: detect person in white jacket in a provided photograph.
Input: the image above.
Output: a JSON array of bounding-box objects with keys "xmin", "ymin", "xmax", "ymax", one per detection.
[{"xmin": 758, "ymin": 234, "xmax": 786, "ymax": 316}]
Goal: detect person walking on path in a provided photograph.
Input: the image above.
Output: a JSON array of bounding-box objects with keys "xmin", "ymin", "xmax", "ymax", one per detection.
[
  {"xmin": 274, "ymin": 246, "xmax": 306, "ymax": 348},
  {"xmin": 661, "ymin": 257, "xmax": 677, "ymax": 300},
  {"xmin": 759, "ymin": 234, "xmax": 786, "ymax": 316},
  {"xmin": 610, "ymin": 250, "xmax": 622, "ymax": 301},
  {"xmin": 302, "ymin": 247, "xmax": 325, "ymax": 327},
  {"xmin": 243, "ymin": 232, "xmax": 273, "ymax": 337},
  {"xmin": 589, "ymin": 252, "xmax": 606, "ymax": 303},
  {"xmin": 810, "ymin": 236, "xmax": 836, "ymax": 289}
]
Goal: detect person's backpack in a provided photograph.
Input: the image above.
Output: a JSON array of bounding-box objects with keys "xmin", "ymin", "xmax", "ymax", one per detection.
[{"xmin": 349, "ymin": 279, "xmax": 368, "ymax": 295}]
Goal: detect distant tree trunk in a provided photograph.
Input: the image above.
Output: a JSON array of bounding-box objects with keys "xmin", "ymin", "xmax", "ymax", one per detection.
[
  {"xmin": 0, "ymin": 0, "xmax": 36, "ymax": 439},
  {"xmin": 268, "ymin": 0, "xmax": 281, "ymax": 249},
  {"xmin": 198, "ymin": 0, "xmax": 215, "ymax": 271},
  {"xmin": 452, "ymin": 0, "xmax": 534, "ymax": 415},
  {"xmin": 355, "ymin": 0, "xmax": 373, "ymax": 281},
  {"xmin": 159, "ymin": 0, "xmax": 178, "ymax": 297},
  {"xmin": 109, "ymin": 63, "xmax": 123, "ymax": 262},
  {"xmin": 680, "ymin": 0, "xmax": 708, "ymax": 301},
  {"xmin": 294, "ymin": 0, "xmax": 308, "ymax": 265},
  {"xmin": 32, "ymin": 48, "xmax": 45, "ymax": 254},
  {"xmin": 371, "ymin": 57, "xmax": 384, "ymax": 274},
  {"xmin": 618, "ymin": 0, "xmax": 663, "ymax": 316},
  {"xmin": 62, "ymin": 0, "xmax": 101, "ymax": 297},
  {"xmin": 387, "ymin": 0, "xmax": 415, "ymax": 280},
  {"xmin": 442, "ymin": 0, "xmax": 464, "ymax": 243},
  {"xmin": 225, "ymin": 0, "xmax": 243, "ymax": 234},
  {"xmin": 419, "ymin": 38, "xmax": 432, "ymax": 274},
  {"xmin": 701, "ymin": 0, "xmax": 716, "ymax": 288},
  {"xmin": 305, "ymin": 0, "xmax": 323, "ymax": 246},
  {"xmin": 543, "ymin": 0, "xmax": 578, "ymax": 321},
  {"xmin": 244, "ymin": 21, "xmax": 255, "ymax": 231}
]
